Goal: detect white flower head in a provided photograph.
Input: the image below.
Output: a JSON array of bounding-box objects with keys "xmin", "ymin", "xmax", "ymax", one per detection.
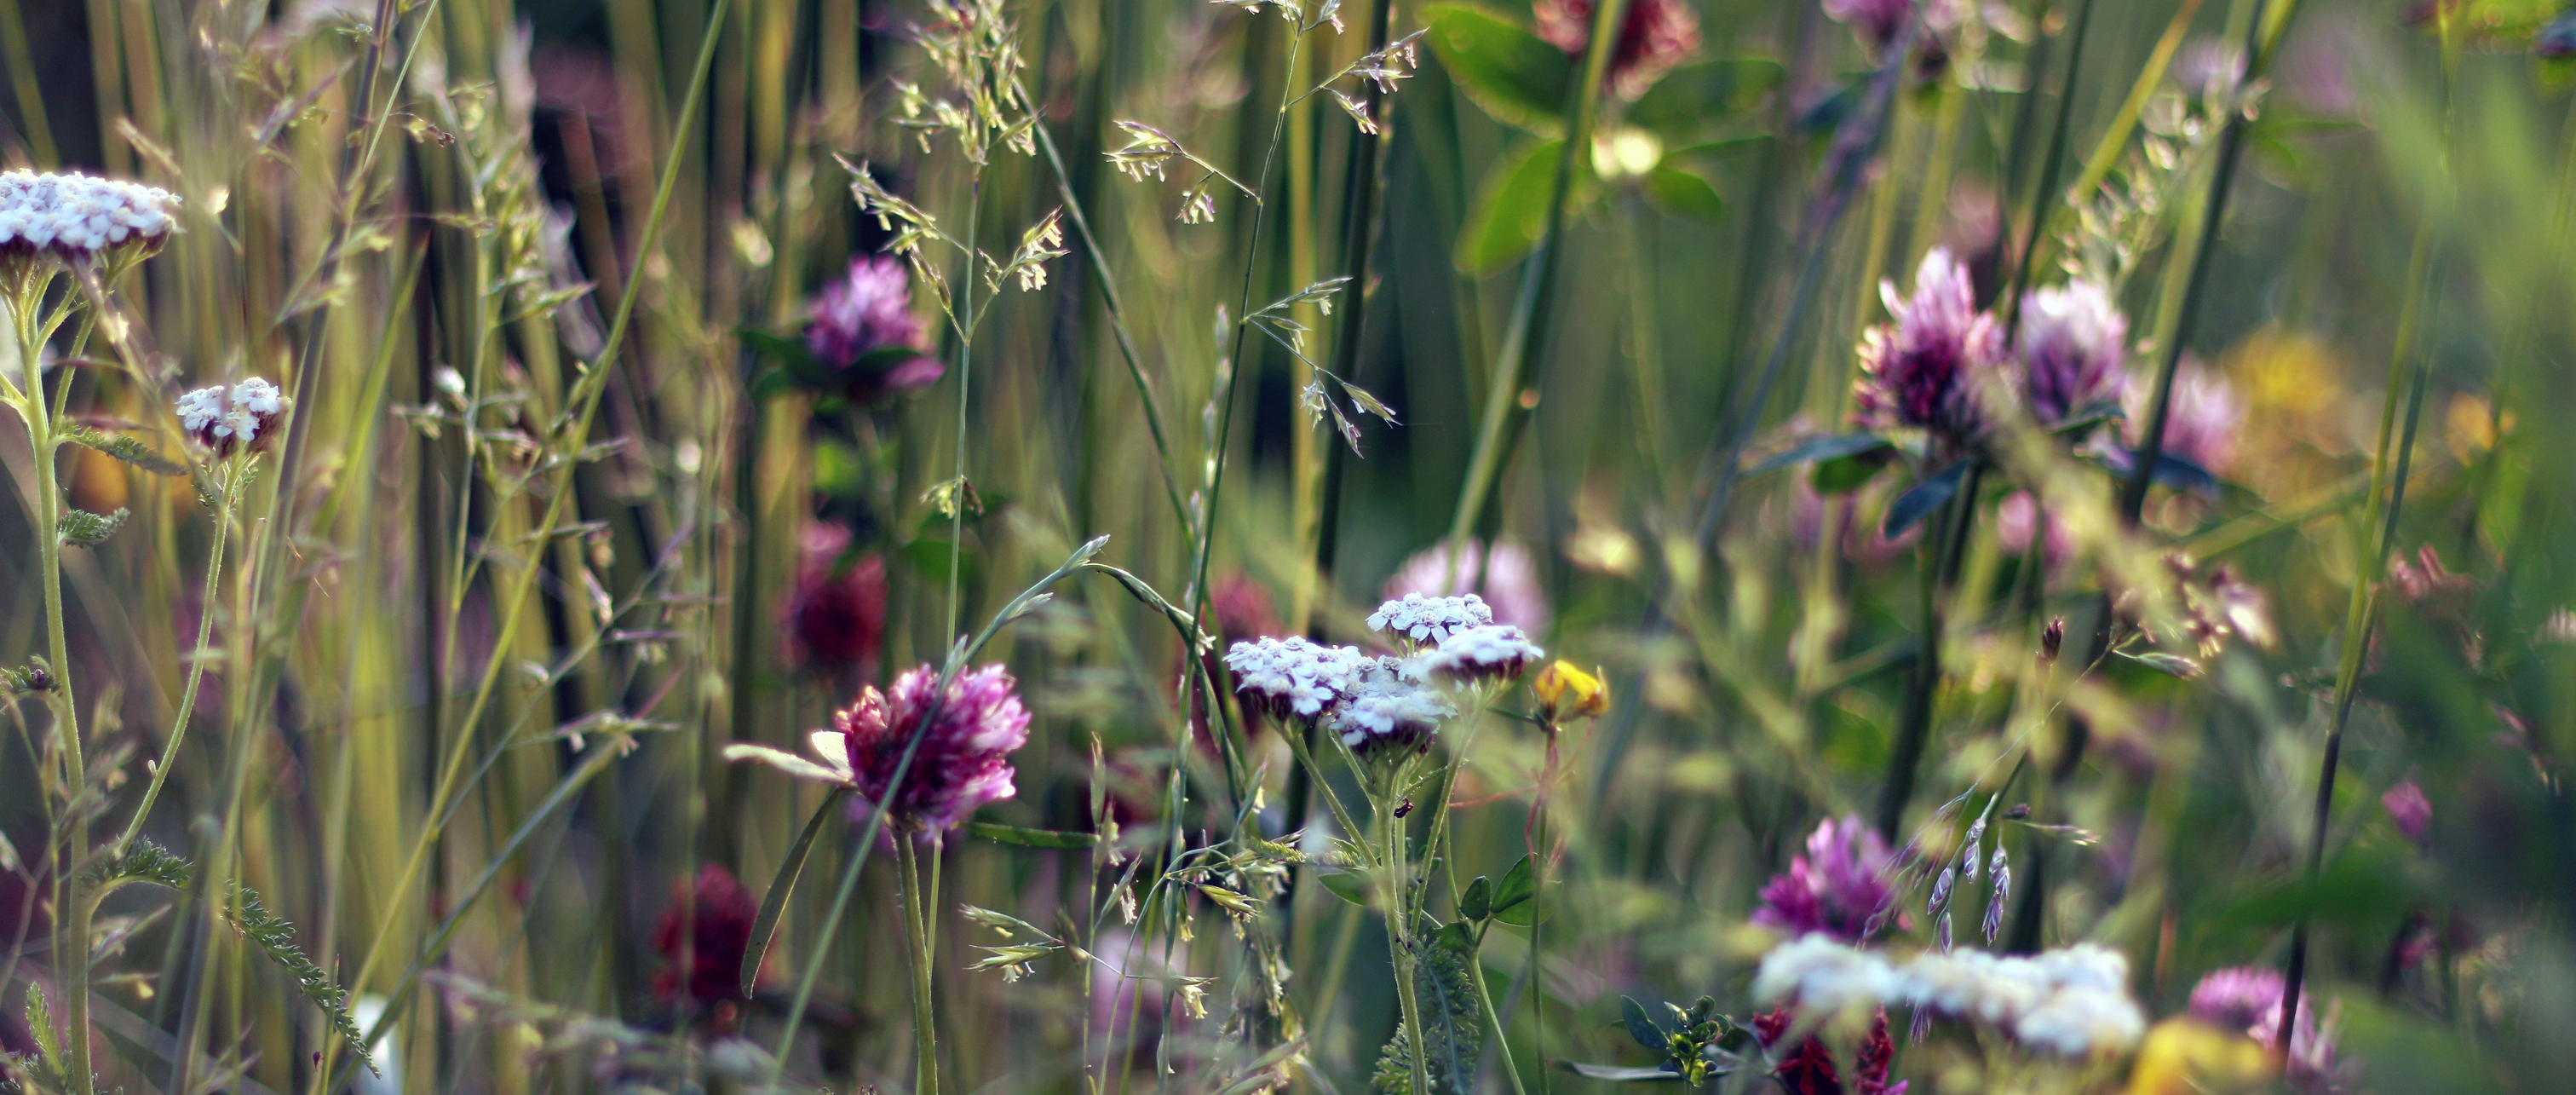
[
  {"xmin": 178, "ymin": 375, "xmax": 285, "ymax": 458},
  {"xmin": 1366, "ymin": 592, "xmax": 1494, "ymax": 647},
  {"xmin": 1325, "ymin": 657, "xmax": 1453, "ymax": 752},
  {"xmin": 1754, "ymin": 935, "xmax": 2149, "ymax": 1059},
  {"xmin": 1751, "ymin": 934, "xmax": 1898, "ymax": 1017},
  {"xmin": 0, "ymin": 170, "xmax": 176, "ymax": 261},
  {"xmin": 1225, "ymin": 637, "xmax": 1371, "ymax": 722},
  {"xmin": 1413, "ymin": 624, "xmax": 1545, "ymax": 685},
  {"xmin": 2012, "ymin": 985, "xmax": 2146, "ymax": 1057}
]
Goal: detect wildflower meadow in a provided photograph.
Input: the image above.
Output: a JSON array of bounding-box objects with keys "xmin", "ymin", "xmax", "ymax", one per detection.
[{"xmin": 4, "ymin": 0, "xmax": 2575, "ymax": 1092}]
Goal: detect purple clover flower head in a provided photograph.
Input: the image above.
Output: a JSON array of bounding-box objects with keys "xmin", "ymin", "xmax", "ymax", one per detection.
[
  {"xmin": 2017, "ymin": 280, "xmax": 2128, "ymax": 425},
  {"xmin": 1854, "ymin": 248, "xmax": 2004, "ymax": 447},
  {"xmin": 1753, "ymin": 815, "xmax": 1898, "ymax": 943},
  {"xmin": 831, "ymin": 664, "xmax": 1032, "ymax": 839},
  {"xmin": 2127, "ymin": 358, "xmax": 2243, "ymax": 475},
  {"xmin": 806, "ymin": 256, "xmax": 944, "ymax": 401}
]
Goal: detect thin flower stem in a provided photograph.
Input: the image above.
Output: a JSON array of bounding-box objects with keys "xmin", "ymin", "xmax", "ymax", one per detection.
[
  {"xmin": 1384, "ymin": 792, "xmax": 1435, "ymax": 1095},
  {"xmin": 20, "ymin": 279, "xmax": 94, "ymax": 1095},
  {"xmin": 901, "ymin": 836, "xmax": 942, "ymax": 1095},
  {"xmin": 111, "ymin": 458, "xmax": 244, "ymax": 856}
]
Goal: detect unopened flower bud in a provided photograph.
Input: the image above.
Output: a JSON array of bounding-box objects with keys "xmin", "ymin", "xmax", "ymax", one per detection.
[{"xmin": 2040, "ymin": 617, "xmax": 2065, "ymax": 664}]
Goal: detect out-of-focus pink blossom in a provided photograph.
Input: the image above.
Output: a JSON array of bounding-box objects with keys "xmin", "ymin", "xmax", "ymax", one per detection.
[
  {"xmin": 1854, "ymin": 249, "xmax": 2004, "ymax": 449},
  {"xmin": 1384, "ymin": 539, "xmax": 1551, "ymax": 637},
  {"xmin": 653, "ymin": 864, "xmax": 763, "ymax": 1015},
  {"xmin": 2383, "ymin": 779, "xmax": 2431, "ymax": 845},
  {"xmin": 2188, "ymin": 966, "xmax": 2349, "ymax": 1092},
  {"xmin": 1533, "ymin": 0, "xmax": 1701, "ymax": 100},
  {"xmin": 2128, "ymin": 360, "xmax": 2242, "ymax": 475},
  {"xmin": 1754, "ymin": 816, "xmax": 1898, "ymax": 944},
  {"xmin": 1823, "ymin": 0, "xmax": 1959, "ymax": 51},
  {"xmin": 1995, "ymin": 490, "xmax": 2072, "ymax": 570},
  {"xmin": 785, "ymin": 522, "xmax": 887, "ymax": 671},
  {"xmin": 806, "ymin": 256, "xmax": 945, "ymax": 401},
  {"xmin": 2018, "ymin": 281, "xmax": 2128, "ymax": 426}
]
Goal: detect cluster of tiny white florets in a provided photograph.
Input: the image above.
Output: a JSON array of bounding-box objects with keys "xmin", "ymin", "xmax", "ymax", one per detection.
[
  {"xmin": 0, "ymin": 171, "xmax": 176, "ymax": 257},
  {"xmin": 1223, "ymin": 596, "xmax": 1546, "ymax": 755},
  {"xmin": 175, "ymin": 377, "xmax": 285, "ymax": 458},
  {"xmin": 1410, "ymin": 623, "xmax": 1545, "ymax": 685},
  {"xmin": 1366, "ymin": 592, "xmax": 1493, "ymax": 646},
  {"xmin": 1223, "ymin": 637, "xmax": 1375, "ymax": 721},
  {"xmin": 1325, "ymin": 657, "xmax": 1457, "ymax": 749},
  {"xmin": 1753, "ymin": 934, "xmax": 2145, "ymax": 1057}
]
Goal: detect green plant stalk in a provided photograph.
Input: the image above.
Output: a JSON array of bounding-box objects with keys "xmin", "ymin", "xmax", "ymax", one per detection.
[
  {"xmin": 1442, "ymin": 0, "xmax": 1627, "ymax": 577},
  {"xmin": 112, "ymin": 458, "xmax": 244, "ymax": 856},
  {"xmin": 1384, "ymin": 788, "xmax": 1433, "ymax": 1095},
  {"xmin": 20, "ymin": 281, "xmax": 95, "ymax": 1095},
  {"xmin": 325, "ymin": 0, "xmax": 732, "ymax": 1084},
  {"xmin": 900, "ymin": 836, "xmax": 942, "ymax": 1095}
]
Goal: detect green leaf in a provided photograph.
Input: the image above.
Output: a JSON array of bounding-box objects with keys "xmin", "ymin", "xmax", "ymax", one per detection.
[
  {"xmin": 1620, "ymin": 996, "xmax": 1666, "ymax": 1051},
  {"xmin": 58, "ymin": 424, "xmax": 187, "ymax": 475},
  {"xmin": 1458, "ymin": 140, "xmax": 1565, "ymax": 275},
  {"xmin": 1372, "ymin": 924, "xmax": 1486, "ymax": 1094},
  {"xmin": 1749, "ymin": 433, "xmax": 1891, "ymax": 474},
  {"xmin": 2119, "ymin": 651, "xmax": 2204, "ymax": 679},
  {"xmin": 739, "ymin": 326, "xmax": 821, "ymax": 372},
  {"xmin": 1423, "ymin": 4, "xmax": 1573, "ymax": 136},
  {"xmin": 1883, "ymin": 461, "xmax": 1970, "ymax": 538},
  {"xmin": 1813, "ymin": 452, "xmax": 1890, "ymax": 494},
  {"xmin": 964, "ymin": 821, "xmax": 1098, "ymax": 849},
  {"xmin": 1555, "ymin": 1063, "xmax": 1683, "ymax": 1082},
  {"xmin": 1641, "ymin": 165, "xmax": 1725, "ymax": 222},
  {"xmin": 221, "ymin": 882, "xmax": 376, "ymax": 1075},
  {"xmin": 1488, "ymin": 854, "xmax": 1534, "ymax": 916},
  {"xmin": 59, "ymin": 506, "xmax": 129, "ymax": 546},
  {"xmin": 1317, "ymin": 871, "xmax": 1372, "ymax": 908},
  {"xmin": 82, "ymin": 839, "xmax": 193, "ymax": 894},
  {"xmin": 1627, "ymin": 58, "xmax": 1785, "ymax": 141},
  {"xmin": 1460, "ymin": 875, "xmax": 1492, "ymax": 921},
  {"xmin": 745, "ymin": 787, "xmax": 854, "ymax": 996}
]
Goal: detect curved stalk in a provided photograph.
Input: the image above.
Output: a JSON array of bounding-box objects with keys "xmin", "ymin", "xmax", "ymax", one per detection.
[{"xmin": 112, "ymin": 458, "xmax": 243, "ymax": 856}]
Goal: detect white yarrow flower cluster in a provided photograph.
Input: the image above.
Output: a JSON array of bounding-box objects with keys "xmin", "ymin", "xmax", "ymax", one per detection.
[
  {"xmin": 0, "ymin": 171, "xmax": 176, "ymax": 257},
  {"xmin": 1753, "ymin": 935, "xmax": 2146, "ymax": 1058},
  {"xmin": 176, "ymin": 377, "xmax": 286, "ymax": 457},
  {"xmin": 1223, "ymin": 637, "xmax": 1372, "ymax": 720},
  {"xmin": 1224, "ymin": 599, "xmax": 1547, "ymax": 756},
  {"xmin": 1411, "ymin": 623, "xmax": 1544, "ymax": 685},
  {"xmin": 1325, "ymin": 658, "xmax": 1457, "ymax": 750},
  {"xmin": 1366, "ymin": 592, "xmax": 1493, "ymax": 646}
]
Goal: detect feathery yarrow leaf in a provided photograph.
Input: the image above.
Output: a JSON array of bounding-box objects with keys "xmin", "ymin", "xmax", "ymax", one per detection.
[{"xmin": 221, "ymin": 883, "xmax": 377, "ymax": 1075}]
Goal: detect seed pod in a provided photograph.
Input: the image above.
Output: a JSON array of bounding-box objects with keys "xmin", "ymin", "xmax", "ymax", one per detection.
[
  {"xmin": 1961, "ymin": 814, "xmax": 1987, "ymax": 883},
  {"xmin": 1985, "ymin": 864, "xmax": 2011, "ymax": 943},
  {"xmin": 1910, "ymin": 1006, "xmax": 1932, "ymax": 1046},
  {"xmin": 1937, "ymin": 909, "xmax": 1954, "ymax": 952},
  {"xmin": 1927, "ymin": 864, "xmax": 1955, "ymax": 915}
]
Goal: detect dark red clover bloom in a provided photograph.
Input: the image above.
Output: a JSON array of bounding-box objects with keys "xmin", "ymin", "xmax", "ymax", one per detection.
[
  {"xmin": 1757, "ymin": 1006, "xmax": 1907, "ymax": 1095},
  {"xmin": 653, "ymin": 864, "xmax": 763, "ymax": 1011},
  {"xmin": 1754, "ymin": 815, "xmax": 1899, "ymax": 943},
  {"xmin": 785, "ymin": 522, "xmax": 888, "ymax": 671},
  {"xmin": 1533, "ymin": 0, "xmax": 1701, "ymax": 101},
  {"xmin": 1854, "ymin": 248, "xmax": 2003, "ymax": 447}
]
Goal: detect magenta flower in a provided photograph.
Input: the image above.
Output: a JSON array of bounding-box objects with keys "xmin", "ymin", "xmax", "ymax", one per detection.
[
  {"xmin": 1383, "ymin": 539, "xmax": 1551, "ymax": 637},
  {"xmin": 1533, "ymin": 0, "xmax": 1701, "ymax": 101},
  {"xmin": 806, "ymin": 256, "xmax": 945, "ymax": 401},
  {"xmin": 785, "ymin": 522, "xmax": 887, "ymax": 671},
  {"xmin": 2017, "ymin": 280, "xmax": 2127, "ymax": 426},
  {"xmin": 2188, "ymin": 966, "xmax": 2348, "ymax": 1092},
  {"xmin": 2382, "ymin": 779, "xmax": 2431, "ymax": 845},
  {"xmin": 1854, "ymin": 249, "xmax": 2004, "ymax": 448},
  {"xmin": 726, "ymin": 664, "xmax": 1032, "ymax": 840},
  {"xmin": 653, "ymin": 864, "xmax": 764, "ymax": 1014},
  {"xmin": 1753, "ymin": 815, "xmax": 1898, "ymax": 943}
]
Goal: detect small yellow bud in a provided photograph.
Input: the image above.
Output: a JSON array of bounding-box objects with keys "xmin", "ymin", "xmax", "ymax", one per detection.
[{"xmin": 1532, "ymin": 660, "xmax": 1609, "ymax": 723}]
